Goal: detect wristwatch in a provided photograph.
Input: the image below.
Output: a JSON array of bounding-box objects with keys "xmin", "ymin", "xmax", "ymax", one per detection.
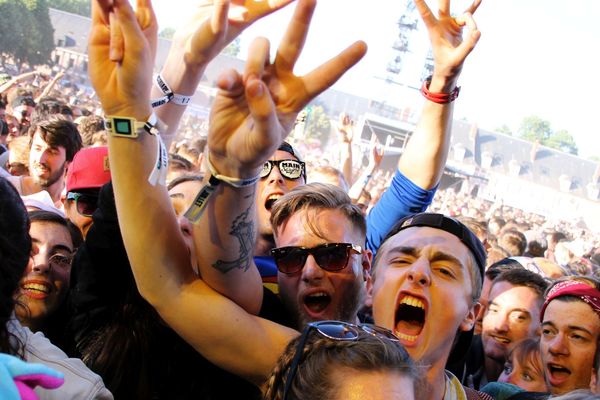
[{"xmin": 104, "ymin": 113, "xmax": 160, "ymax": 138}]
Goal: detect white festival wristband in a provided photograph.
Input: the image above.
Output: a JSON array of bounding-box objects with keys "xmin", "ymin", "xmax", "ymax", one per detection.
[
  {"xmin": 183, "ymin": 153, "xmax": 261, "ymax": 223},
  {"xmin": 148, "ymin": 134, "xmax": 168, "ymax": 186},
  {"xmin": 151, "ymin": 73, "xmax": 192, "ymax": 107},
  {"xmin": 205, "ymin": 153, "xmax": 261, "ymax": 188}
]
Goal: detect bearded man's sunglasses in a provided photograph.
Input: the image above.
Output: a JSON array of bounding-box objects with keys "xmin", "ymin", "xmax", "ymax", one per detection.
[{"xmin": 271, "ymin": 243, "xmax": 362, "ymax": 275}]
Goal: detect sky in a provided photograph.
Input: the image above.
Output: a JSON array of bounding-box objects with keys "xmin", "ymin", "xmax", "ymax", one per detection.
[{"xmin": 152, "ymin": 0, "xmax": 600, "ymax": 159}]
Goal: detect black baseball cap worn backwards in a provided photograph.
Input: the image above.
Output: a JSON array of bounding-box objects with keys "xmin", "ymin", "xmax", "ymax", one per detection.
[
  {"xmin": 278, "ymin": 141, "xmax": 303, "ymax": 162},
  {"xmin": 385, "ymin": 212, "xmax": 486, "ymax": 279}
]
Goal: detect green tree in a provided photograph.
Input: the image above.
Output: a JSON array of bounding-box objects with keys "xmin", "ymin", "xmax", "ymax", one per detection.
[
  {"xmin": 47, "ymin": 0, "xmax": 89, "ymax": 17},
  {"xmin": 0, "ymin": 0, "xmax": 54, "ymax": 68},
  {"xmin": 24, "ymin": 0, "xmax": 55, "ymax": 65},
  {"xmin": 495, "ymin": 124, "xmax": 513, "ymax": 136},
  {"xmin": 0, "ymin": 0, "xmax": 27, "ymax": 65},
  {"xmin": 517, "ymin": 115, "xmax": 578, "ymax": 155},
  {"xmin": 518, "ymin": 115, "xmax": 552, "ymax": 143},
  {"xmin": 303, "ymin": 105, "xmax": 331, "ymax": 142},
  {"xmin": 221, "ymin": 37, "xmax": 241, "ymax": 57},
  {"xmin": 159, "ymin": 27, "xmax": 176, "ymax": 40},
  {"xmin": 545, "ymin": 129, "xmax": 578, "ymax": 155}
]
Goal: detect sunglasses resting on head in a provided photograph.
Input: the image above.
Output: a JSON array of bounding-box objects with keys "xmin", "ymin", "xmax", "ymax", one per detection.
[{"xmin": 277, "ymin": 320, "xmax": 412, "ymax": 400}]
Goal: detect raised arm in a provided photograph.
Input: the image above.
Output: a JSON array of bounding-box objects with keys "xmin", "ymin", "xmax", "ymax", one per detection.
[
  {"xmin": 34, "ymin": 70, "xmax": 65, "ymax": 103},
  {"xmin": 0, "ymin": 70, "xmax": 40, "ymax": 95},
  {"xmin": 195, "ymin": 0, "xmax": 366, "ymax": 307},
  {"xmin": 150, "ymin": 0, "xmax": 295, "ymax": 148},
  {"xmin": 88, "ymin": 0, "xmax": 365, "ymax": 384},
  {"xmin": 366, "ymin": 0, "xmax": 482, "ymax": 254},
  {"xmin": 398, "ymin": 0, "xmax": 481, "ymax": 189},
  {"xmin": 337, "ymin": 113, "xmax": 354, "ymax": 186},
  {"xmin": 88, "ymin": 0, "xmax": 273, "ymax": 313},
  {"xmin": 348, "ymin": 133, "xmax": 384, "ymax": 201}
]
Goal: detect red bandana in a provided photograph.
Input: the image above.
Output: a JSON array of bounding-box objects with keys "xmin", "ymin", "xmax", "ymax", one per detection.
[{"xmin": 540, "ymin": 280, "xmax": 600, "ymax": 322}]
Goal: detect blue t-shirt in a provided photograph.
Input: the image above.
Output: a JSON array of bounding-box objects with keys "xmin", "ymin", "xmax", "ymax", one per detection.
[{"xmin": 365, "ymin": 169, "xmax": 437, "ymax": 257}]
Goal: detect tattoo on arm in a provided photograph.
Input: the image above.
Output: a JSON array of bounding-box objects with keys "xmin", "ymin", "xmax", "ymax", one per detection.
[{"xmin": 212, "ymin": 191, "xmax": 256, "ymax": 273}]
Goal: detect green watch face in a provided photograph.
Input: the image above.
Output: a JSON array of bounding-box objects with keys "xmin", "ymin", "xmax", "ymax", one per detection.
[
  {"xmin": 113, "ymin": 118, "xmax": 133, "ymax": 135},
  {"xmin": 105, "ymin": 116, "xmax": 139, "ymax": 138}
]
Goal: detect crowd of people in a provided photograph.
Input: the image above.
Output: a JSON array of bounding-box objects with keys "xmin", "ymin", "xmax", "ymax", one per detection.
[{"xmin": 1, "ymin": 0, "xmax": 600, "ymax": 399}]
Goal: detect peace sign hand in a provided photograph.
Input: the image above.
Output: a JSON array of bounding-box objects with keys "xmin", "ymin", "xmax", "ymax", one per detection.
[{"xmin": 207, "ymin": 0, "xmax": 367, "ymax": 179}]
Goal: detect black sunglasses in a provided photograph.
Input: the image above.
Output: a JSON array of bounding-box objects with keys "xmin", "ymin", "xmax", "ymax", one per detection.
[
  {"xmin": 260, "ymin": 159, "xmax": 305, "ymax": 180},
  {"xmin": 282, "ymin": 320, "xmax": 399, "ymax": 400},
  {"xmin": 271, "ymin": 243, "xmax": 362, "ymax": 275},
  {"xmin": 66, "ymin": 192, "xmax": 99, "ymax": 217}
]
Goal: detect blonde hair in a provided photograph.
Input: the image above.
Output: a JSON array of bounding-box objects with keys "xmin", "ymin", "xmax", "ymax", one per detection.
[{"xmin": 270, "ymin": 183, "xmax": 365, "ymax": 242}]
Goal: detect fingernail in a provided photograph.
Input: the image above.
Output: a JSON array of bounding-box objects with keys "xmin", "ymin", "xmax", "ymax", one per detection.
[
  {"xmin": 220, "ymin": 74, "xmax": 234, "ymax": 90},
  {"xmin": 248, "ymin": 80, "xmax": 264, "ymax": 98},
  {"xmin": 245, "ymin": 73, "xmax": 258, "ymax": 85}
]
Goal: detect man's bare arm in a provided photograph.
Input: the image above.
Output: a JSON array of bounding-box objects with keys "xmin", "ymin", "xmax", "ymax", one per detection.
[
  {"xmin": 398, "ymin": 0, "xmax": 482, "ymax": 190},
  {"xmin": 88, "ymin": 0, "xmax": 365, "ymax": 384}
]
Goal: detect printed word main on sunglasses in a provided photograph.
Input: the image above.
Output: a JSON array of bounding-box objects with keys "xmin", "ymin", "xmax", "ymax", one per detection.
[{"xmin": 260, "ymin": 159, "xmax": 305, "ymax": 180}]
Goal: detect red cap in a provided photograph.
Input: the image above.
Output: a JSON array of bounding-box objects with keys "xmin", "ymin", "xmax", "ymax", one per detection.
[{"xmin": 66, "ymin": 146, "xmax": 111, "ymax": 192}]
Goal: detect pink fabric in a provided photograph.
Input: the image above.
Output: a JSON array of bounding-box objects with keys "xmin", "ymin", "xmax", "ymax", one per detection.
[
  {"xmin": 540, "ymin": 280, "xmax": 600, "ymax": 322},
  {"xmin": 15, "ymin": 374, "xmax": 64, "ymax": 400}
]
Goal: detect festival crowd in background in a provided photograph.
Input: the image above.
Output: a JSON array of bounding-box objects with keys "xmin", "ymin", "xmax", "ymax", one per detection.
[{"xmin": 1, "ymin": 0, "xmax": 600, "ymax": 399}]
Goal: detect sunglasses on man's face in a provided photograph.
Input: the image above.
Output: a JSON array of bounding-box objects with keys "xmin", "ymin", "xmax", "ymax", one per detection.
[
  {"xmin": 271, "ymin": 243, "xmax": 362, "ymax": 275},
  {"xmin": 66, "ymin": 192, "xmax": 99, "ymax": 217},
  {"xmin": 282, "ymin": 320, "xmax": 399, "ymax": 400},
  {"xmin": 260, "ymin": 159, "xmax": 305, "ymax": 180}
]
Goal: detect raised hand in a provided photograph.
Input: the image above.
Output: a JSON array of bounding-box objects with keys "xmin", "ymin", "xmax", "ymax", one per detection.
[
  {"xmin": 207, "ymin": 0, "xmax": 367, "ymax": 178},
  {"xmin": 415, "ymin": 0, "xmax": 481, "ymax": 82},
  {"xmin": 170, "ymin": 0, "xmax": 295, "ymax": 71},
  {"xmin": 337, "ymin": 113, "xmax": 354, "ymax": 144},
  {"xmin": 88, "ymin": 0, "xmax": 157, "ymax": 120},
  {"xmin": 154, "ymin": 0, "xmax": 298, "ymax": 144},
  {"xmin": 368, "ymin": 133, "xmax": 384, "ymax": 168}
]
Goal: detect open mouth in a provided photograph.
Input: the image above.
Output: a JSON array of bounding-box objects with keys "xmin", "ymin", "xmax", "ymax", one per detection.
[
  {"xmin": 264, "ymin": 194, "xmax": 282, "ymax": 211},
  {"xmin": 394, "ymin": 295, "xmax": 426, "ymax": 342},
  {"xmin": 547, "ymin": 363, "xmax": 571, "ymax": 384},
  {"xmin": 303, "ymin": 292, "xmax": 331, "ymax": 314}
]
